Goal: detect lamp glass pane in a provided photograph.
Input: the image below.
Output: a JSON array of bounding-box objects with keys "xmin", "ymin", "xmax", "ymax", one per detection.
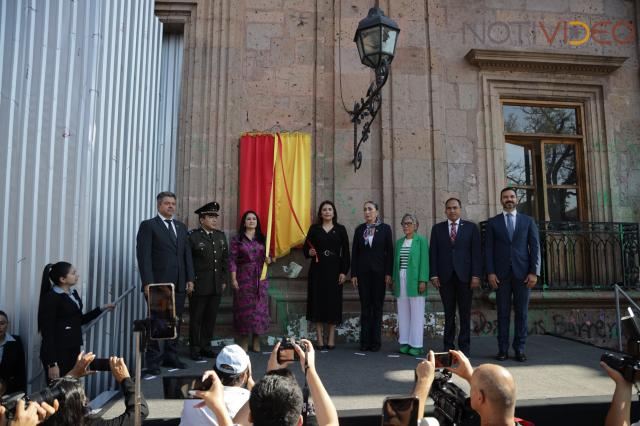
[
  {"xmin": 366, "ymin": 54, "xmax": 380, "ymax": 68},
  {"xmin": 356, "ymin": 36, "xmax": 365, "ymax": 62},
  {"xmin": 361, "ymin": 26, "xmax": 381, "ymax": 56},
  {"xmin": 381, "ymin": 28, "xmax": 397, "ymax": 55}
]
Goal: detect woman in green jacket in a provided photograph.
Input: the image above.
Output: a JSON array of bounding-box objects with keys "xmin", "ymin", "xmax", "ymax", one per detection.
[{"xmin": 392, "ymin": 213, "xmax": 429, "ymax": 356}]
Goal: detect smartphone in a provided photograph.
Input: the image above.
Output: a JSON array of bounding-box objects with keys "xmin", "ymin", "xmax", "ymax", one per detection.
[
  {"xmin": 187, "ymin": 377, "xmax": 213, "ymax": 397},
  {"xmin": 433, "ymin": 352, "xmax": 453, "ymax": 368},
  {"xmin": 277, "ymin": 341, "xmax": 298, "ymax": 364},
  {"xmin": 147, "ymin": 283, "xmax": 177, "ymax": 340},
  {"xmin": 192, "ymin": 376, "xmax": 213, "ymax": 391},
  {"xmin": 381, "ymin": 396, "xmax": 419, "ymax": 426},
  {"xmin": 89, "ymin": 358, "xmax": 111, "ymax": 371}
]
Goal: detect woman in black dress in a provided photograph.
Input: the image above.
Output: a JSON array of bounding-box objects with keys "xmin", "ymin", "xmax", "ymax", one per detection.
[
  {"xmin": 304, "ymin": 201, "xmax": 350, "ymax": 350},
  {"xmin": 38, "ymin": 262, "xmax": 115, "ymax": 381}
]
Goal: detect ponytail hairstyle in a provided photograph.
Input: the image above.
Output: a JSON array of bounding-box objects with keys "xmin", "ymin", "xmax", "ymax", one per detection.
[{"xmin": 38, "ymin": 262, "xmax": 72, "ymax": 333}]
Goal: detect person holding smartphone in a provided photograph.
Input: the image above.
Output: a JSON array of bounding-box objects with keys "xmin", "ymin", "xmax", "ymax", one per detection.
[
  {"xmin": 47, "ymin": 355, "xmax": 149, "ymax": 426},
  {"xmin": 303, "ymin": 201, "xmax": 350, "ymax": 350},
  {"xmin": 37, "ymin": 262, "xmax": 115, "ymax": 381}
]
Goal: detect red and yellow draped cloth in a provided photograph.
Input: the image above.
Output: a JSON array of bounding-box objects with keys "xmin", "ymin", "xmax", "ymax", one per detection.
[{"xmin": 238, "ymin": 132, "xmax": 312, "ymax": 278}]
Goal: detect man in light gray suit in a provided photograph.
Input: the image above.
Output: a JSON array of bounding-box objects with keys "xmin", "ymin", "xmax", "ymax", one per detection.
[{"xmin": 136, "ymin": 191, "xmax": 195, "ymax": 374}]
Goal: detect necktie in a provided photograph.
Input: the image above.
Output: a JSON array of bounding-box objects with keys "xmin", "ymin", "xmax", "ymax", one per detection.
[
  {"xmin": 507, "ymin": 213, "xmax": 514, "ymax": 240},
  {"xmin": 165, "ymin": 219, "xmax": 177, "ymax": 243},
  {"xmin": 450, "ymin": 222, "xmax": 457, "ymax": 243}
]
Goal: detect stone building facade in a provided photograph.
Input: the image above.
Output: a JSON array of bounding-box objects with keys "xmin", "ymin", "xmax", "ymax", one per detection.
[{"xmin": 155, "ymin": 0, "xmax": 640, "ymax": 347}]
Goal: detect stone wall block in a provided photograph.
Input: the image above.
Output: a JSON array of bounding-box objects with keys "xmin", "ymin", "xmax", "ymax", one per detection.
[{"xmin": 445, "ymin": 109, "xmax": 468, "ymax": 137}]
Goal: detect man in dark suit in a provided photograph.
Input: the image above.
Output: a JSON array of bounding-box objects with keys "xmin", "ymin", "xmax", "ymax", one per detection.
[
  {"xmin": 485, "ymin": 187, "xmax": 540, "ymax": 362},
  {"xmin": 430, "ymin": 198, "xmax": 481, "ymax": 355},
  {"xmin": 136, "ymin": 191, "xmax": 195, "ymax": 373},
  {"xmin": 187, "ymin": 201, "xmax": 228, "ymax": 361}
]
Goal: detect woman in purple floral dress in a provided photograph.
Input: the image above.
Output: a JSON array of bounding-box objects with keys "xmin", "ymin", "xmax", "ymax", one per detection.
[{"xmin": 229, "ymin": 210, "xmax": 270, "ymax": 352}]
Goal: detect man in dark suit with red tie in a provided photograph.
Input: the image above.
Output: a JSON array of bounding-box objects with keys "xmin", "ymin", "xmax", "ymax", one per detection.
[
  {"xmin": 429, "ymin": 198, "xmax": 481, "ymax": 355},
  {"xmin": 485, "ymin": 187, "xmax": 540, "ymax": 362},
  {"xmin": 136, "ymin": 191, "xmax": 195, "ymax": 374}
]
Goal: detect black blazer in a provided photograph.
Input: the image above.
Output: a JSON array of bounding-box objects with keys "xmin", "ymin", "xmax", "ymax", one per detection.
[
  {"xmin": 136, "ymin": 216, "xmax": 195, "ymax": 292},
  {"xmin": 0, "ymin": 335, "xmax": 26, "ymax": 394},
  {"xmin": 429, "ymin": 220, "xmax": 482, "ymax": 283},
  {"xmin": 39, "ymin": 290, "xmax": 102, "ymax": 366},
  {"xmin": 351, "ymin": 223, "xmax": 394, "ymax": 278}
]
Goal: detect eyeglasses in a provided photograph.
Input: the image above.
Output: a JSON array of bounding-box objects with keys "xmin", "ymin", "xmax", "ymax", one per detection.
[{"xmin": 401, "ymin": 222, "xmax": 414, "ymax": 226}]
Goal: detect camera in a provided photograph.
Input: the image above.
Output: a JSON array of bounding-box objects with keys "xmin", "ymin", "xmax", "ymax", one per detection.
[
  {"xmin": 601, "ymin": 353, "xmax": 640, "ymax": 382},
  {"xmin": 1, "ymin": 386, "xmax": 65, "ymax": 419},
  {"xmin": 277, "ymin": 337, "xmax": 307, "ymax": 364},
  {"xmin": 602, "ymin": 307, "xmax": 640, "ymax": 383},
  {"xmin": 429, "ymin": 370, "xmax": 479, "ymax": 426}
]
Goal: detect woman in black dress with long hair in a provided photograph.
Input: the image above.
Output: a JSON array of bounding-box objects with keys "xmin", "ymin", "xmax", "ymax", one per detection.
[{"xmin": 304, "ymin": 201, "xmax": 350, "ymax": 349}]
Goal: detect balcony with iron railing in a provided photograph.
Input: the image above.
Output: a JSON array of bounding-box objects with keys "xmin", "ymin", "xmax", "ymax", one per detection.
[{"xmin": 481, "ymin": 221, "xmax": 640, "ymax": 290}]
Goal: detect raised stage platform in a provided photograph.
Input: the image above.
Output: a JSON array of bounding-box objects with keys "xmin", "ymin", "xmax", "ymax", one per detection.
[{"xmin": 100, "ymin": 335, "xmax": 638, "ymax": 425}]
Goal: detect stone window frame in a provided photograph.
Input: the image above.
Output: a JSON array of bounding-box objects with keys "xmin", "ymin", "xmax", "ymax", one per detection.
[{"xmin": 480, "ymin": 76, "xmax": 613, "ymax": 222}]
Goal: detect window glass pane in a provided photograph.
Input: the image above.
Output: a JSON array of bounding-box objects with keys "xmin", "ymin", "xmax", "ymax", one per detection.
[
  {"xmin": 505, "ymin": 143, "xmax": 534, "ymax": 186},
  {"xmin": 545, "ymin": 144, "xmax": 577, "ymax": 185},
  {"xmin": 503, "ymin": 105, "xmax": 578, "ymax": 135},
  {"xmin": 547, "ymin": 189, "xmax": 578, "ymax": 221},
  {"xmin": 514, "ymin": 188, "xmax": 536, "ymax": 219}
]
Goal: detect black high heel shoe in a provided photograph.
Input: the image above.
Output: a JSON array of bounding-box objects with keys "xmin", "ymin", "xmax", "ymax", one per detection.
[{"xmin": 326, "ymin": 345, "xmax": 335, "ymax": 350}]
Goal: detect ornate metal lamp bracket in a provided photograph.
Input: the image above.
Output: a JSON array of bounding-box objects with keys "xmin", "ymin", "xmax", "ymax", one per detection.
[{"xmin": 349, "ymin": 59, "xmax": 390, "ymax": 172}]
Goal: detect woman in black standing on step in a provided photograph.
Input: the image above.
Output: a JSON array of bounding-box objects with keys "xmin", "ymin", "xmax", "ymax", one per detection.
[
  {"xmin": 351, "ymin": 201, "xmax": 394, "ymax": 352},
  {"xmin": 304, "ymin": 201, "xmax": 350, "ymax": 350},
  {"xmin": 38, "ymin": 262, "xmax": 115, "ymax": 381}
]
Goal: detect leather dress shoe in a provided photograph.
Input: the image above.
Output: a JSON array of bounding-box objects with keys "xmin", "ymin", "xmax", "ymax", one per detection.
[
  {"xmin": 515, "ymin": 352, "xmax": 527, "ymax": 362},
  {"xmin": 162, "ymin": 358, "xmax": 187, "ymax": 369},
  {"xmin": 495, "ymin": 352, "xmax": 508, "ymax": 361}
]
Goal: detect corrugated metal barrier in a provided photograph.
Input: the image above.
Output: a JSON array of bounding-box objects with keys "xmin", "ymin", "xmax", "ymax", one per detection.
[{"xmin": 0, "ymin": 0, "xmax": 165, "ymax": 397}]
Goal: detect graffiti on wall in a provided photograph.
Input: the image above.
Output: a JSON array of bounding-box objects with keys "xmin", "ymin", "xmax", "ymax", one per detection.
[
  {"xmin": 280, "ymin": 308, "xmax": 620, "ymax": 348},
  {"xmin": 470, "ymin": 309, "xmax": 619, "ymax": 347}
]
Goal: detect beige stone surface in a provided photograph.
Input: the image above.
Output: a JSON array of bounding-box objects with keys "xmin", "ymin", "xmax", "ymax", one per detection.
[{"xmin": 154, "ymin": 0, "xmax": 640, "ymax": 233}]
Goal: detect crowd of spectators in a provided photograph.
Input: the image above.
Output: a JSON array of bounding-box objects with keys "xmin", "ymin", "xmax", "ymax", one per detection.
[{"xmin": 0, "ymin": 327, "xmax": 636, "ymax": 426}]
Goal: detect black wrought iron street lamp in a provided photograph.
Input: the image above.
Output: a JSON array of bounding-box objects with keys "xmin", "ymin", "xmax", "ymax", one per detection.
[{"xmin": 350, "ymin": 7, "xmax": 399, "ymax": 172}]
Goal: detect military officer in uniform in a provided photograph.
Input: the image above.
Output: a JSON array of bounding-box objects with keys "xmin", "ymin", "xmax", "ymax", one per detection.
[{"xmin": 187, "ymin": 201, "xmax": 229, "ymax": 361}]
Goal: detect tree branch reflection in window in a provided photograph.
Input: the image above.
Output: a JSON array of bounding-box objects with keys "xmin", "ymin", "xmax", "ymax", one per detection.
[{"xmin": 503, "ymin": 105, "xmax": 578, "ymax": 135}]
